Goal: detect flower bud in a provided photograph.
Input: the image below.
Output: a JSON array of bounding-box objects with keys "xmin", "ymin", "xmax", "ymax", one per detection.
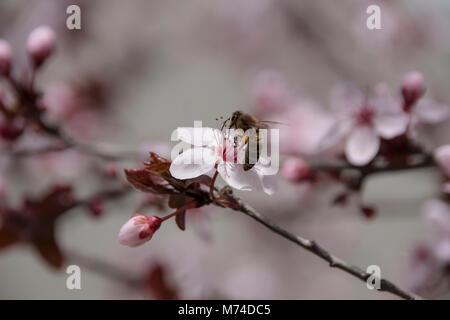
[
  {"xmin": 26, "ymin": 26, "xmax": 56, "ymax": 68},
  {"xmin": 118, "ymin": 214, "xmax": 162, "ymax": 247},
  {"xmin": 105, "ymin": 163, "xmax": 118, "ymax": 178},
  {"xmin": 88, "ymin": 197, "xmax": 104, "ymax": 217},
  {"xmin": 0, "ymin": 117, "xmax": 25, "ymax": 141},
  {"xmin": 401, "ymin": 71, "xmax": 425, "ymax": 109},
  {"xmin": 281, "ymin": 157, "xmax": 315, "ymax": 182},
  {"xmin": 434, "ymin": 144, "xmax": 450, "ymax": 178},
  {"xmin": 0, "ymin": 40, "xmax": 12, "ymax": 76}
]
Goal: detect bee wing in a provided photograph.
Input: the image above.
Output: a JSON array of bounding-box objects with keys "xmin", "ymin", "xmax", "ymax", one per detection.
[{"xmin": 259, "ymin": 120, "xmax": 288, "ymax": 127}]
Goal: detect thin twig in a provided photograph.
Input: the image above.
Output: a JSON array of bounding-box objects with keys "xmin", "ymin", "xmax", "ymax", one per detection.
[
  {"xmin": 310, "ymin": 154, "xmax": 435, "ymax": 176},
  {"xmin": 226, "ymin": 197, "xmax": 422, "ymax": 300},
  {"xmin": 39, "ymin": 122, "xmax": 142, "ymax": 161},
  {"xmin": 209, "ymin": 170, "xmax": 219, "ymax": 202}
]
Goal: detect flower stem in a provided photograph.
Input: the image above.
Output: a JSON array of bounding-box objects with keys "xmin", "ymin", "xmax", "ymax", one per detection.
[
  {"xmin": 161, "ymin": 201, "xmax": 196, "ymax": 222},
  {"xmin": 209, "ymin": 170, "xmax": 219, "ymax": 202}
]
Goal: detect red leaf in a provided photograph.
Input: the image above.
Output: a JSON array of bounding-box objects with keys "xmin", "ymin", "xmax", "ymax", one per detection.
[
  {"xmin": 25, "ymin": 185, "xmax": 75, "ymax": 220},
  {"xmin": 125, "ymin": 168, "xmax": 174, "ymax": 194},
  {"xmin": 168, "ymin": 194, "xmax": 186, "ymax": 209},
  {"xmin": 146, "ymin": 263, "xmax": 178, "ymax": 300},
  {"xmin": 0, "ymin": 226, "xmax": 20, "ymax": 250},
  {"xmin": 33, "ymin": 230, "xmax": 64, "ymax": 269},
  {"xmin": 175, "ymin": 210, "xmax": 186, "ymax": 231},
  {"xmin": 186, "ymin": 175, "xmax": 212, "ymax": 187}
]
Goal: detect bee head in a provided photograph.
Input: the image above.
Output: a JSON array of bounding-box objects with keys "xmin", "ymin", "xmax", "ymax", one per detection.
[{"xmin": 230, "ymin": 111, "xmax": 242, "ymax": 127}]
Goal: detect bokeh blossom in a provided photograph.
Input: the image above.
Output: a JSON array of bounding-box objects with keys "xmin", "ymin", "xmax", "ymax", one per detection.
[
  {"xmin": 321, "ymin": 83, "xmax": 409, "ymax": 166},
  {"xmin": 434, "ymin": 144, "xmax": 450, "ymax": 178},
  {"xmin": 408, "ymin": 200, "xmax": 450, "ymax": 295}
]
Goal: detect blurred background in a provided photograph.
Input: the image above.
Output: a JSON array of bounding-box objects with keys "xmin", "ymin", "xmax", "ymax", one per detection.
[{"xmin": 0, "ymin": 0, "xmax": 449, "ymax": 299}]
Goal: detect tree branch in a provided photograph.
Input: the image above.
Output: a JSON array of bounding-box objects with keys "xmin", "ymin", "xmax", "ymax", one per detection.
[
  {"xmin": 226, "ymin": 197, "xmax": 422, "ymax": 300},
  {"xmin": 39, "ymin": 121, "xmax": 143, "ymax": 162}
]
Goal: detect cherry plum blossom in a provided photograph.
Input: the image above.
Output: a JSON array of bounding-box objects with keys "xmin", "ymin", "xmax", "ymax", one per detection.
[
  {"xmin": 170, "ymin": 127, "xmax": 275, "ymax": 195},
  {"xmin": 321, "ymin": 83, "xmax": 409, "ymax": 166}
]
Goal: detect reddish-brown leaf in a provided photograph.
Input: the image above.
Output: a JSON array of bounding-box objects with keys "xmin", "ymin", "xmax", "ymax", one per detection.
[
  {"xmin": 33, "ymin": 230, "xmax": 64, "ymax": 269},
  {"xmin": 187, "ymin": 175, "xmax": 212, "ymax": 187},
  {"xmin": 168, "ymin": 194, "xmax": 186, "ymax": 209},
  {"xmin": 25, "ymin": 185, "xmax": 75, "ymax": 220},
  {"xmin": 0, "ymin": 226, "xmax": 20, "ymax": 250},
  {"xmin": 125, "ymin": 168, "xmax": 174, "ymax": 194},
  {"xmin": 175, "ymin": 210, "xmax": 186, "ymax": 231},
  {"xmin": 146, "ymin": 263, "xmax": 178, "ymax": 300}
]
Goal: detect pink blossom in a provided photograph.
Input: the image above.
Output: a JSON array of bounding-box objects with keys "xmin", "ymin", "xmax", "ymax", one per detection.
[
  {"xmin": 281, "ymin": 157, "xmax": 314, "ymax": 183},
  {"xmin": 41, "ymin": 83, "xmax": 77, "ymax": 120},
  {"xmin": 407, "ymin": 200, "xmax": 450, "ymax": 294},
  {"xmin": 27, "ymin": 26, "xmax": 56, "ymax": 67},
  {"xmin": 410, "ymin": 98, "xmax": 449, "ymax": 126},
  {"xmin": 401, "ymin": 71, "xmax": 426, "ymax": 107},
  {"xmin": 279, "ymin": 100, "xmax": 334, "ymax": 156},
  {"xmin": 422, "ymin": 200, "xmax": 450, "ymax": 264},
  {"xmin": 321, "ymin": 83, "xmax": 409, "ymax": 166},
  {"xmin": 401, "ymin": 71, "xmax": 450, "ymax": 128},
  {"xmin": 0, "ymin": 40, "xmax": 12, "ymax": 76},
  {"xmin": 406, "ymin": 244, "xmax": 440, "ymax": 294},
  {"xmin": 118, "ymin": 214, "xmax": 162, "ymax": 247},
  {"xmin": 170, "ymin": 127, "xmax": 275, "ymax": 195},
  {"xmin": 434, "ymin": 144, "xmax": 450, "ymax": 178}
]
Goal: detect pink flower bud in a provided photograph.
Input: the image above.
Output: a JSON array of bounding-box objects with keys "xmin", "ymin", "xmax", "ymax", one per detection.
[
  {"xmin": 434, "ymin": 144, "xmax": 450, "ymax": 178},
  {"xmin": 281, "ymin": 157, "xmax": 315, "ymax": 183},
  {"xmin": 118, "ymin": 214, "xmax": 162, "ymax": 247},
  {"xmin": 88, "ymin": 197, "xmax": 104, "ymax": 217},
  {"xmin": 0, "ymin": 40, "xmax": 12, "ymax": 76},
  {"xmin": 26, "ymin": 26, "xmax": 56, "ymax": 68},
  {"xmin": 401, "ymin": 71, "xmax": 425, "ymax": 109},
  {"xmin": 0, "ymin": 117, "xmax": 25, "ymax": 141},
  {"xmin": 105, "ymin": 163, "xmax": 118, "ymax": 178}
]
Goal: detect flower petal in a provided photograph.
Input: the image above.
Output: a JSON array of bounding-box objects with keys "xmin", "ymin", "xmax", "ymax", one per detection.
[
  {"xmin": 434, "ymin": 144, "xmax": 450, "ymax": 177},
  {"xmin": 422, "ymin": 199, "xmax": 450, "ymax": 235},
  {"xmin": 253, "ymin": 157, "xmax": 277, "ymax": 195},
  {"xmin": 174, "ymin": 127, "xmax": 221, "ymax": 147},
  {"xmin": 319, "ymin": 118, "xmax": 353, "ymax": 150},
  {"xmin": 330, "ymin": 83, "xmax": 364, "ymax": 113},
  {"xmin": 415, "ymin": 99, "xmax": 450, "ymax": 124},
  {"xmin": 345, "ymin": 126, "xmax": 380, "ymax": 166},
  {"xmin": 170, "ymin": 147, "xmax": 217, "ymax": 179},
  {"xmin": 370, "ymin": 85, "xmax": 403, "ymax": 113},
  {"xmin": 259, "ymin": 174, "xmax": 276, "ymax": 195},
  {"xmin": 217, "ymin": 163, "xmax": 261, "ymax": 192},
  {"xmin": 374, "ymin": 113, "xmax": 408, "ymax": 139}
]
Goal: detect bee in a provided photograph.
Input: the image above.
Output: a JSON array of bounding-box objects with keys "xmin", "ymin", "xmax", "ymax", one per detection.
[{"xmin": 221, "ymin": 111, "xmax": 279, "ymax": 171}]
